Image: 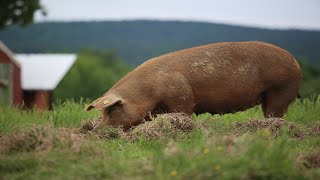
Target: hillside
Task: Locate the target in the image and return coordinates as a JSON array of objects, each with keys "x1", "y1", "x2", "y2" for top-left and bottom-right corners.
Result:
[{"x1": 1, "y1": 20, "x2": 320, "y2": 67}]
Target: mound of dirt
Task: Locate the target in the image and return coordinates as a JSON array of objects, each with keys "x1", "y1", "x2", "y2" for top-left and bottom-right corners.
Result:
[
  {"x1": 2, "y1": 113, "x2": 316, "y2": 153},
  {"x1": 287, "y1": 124, "x2": 305, "y2": 139},
  {"x1": 234, "y1": 118, "x2": 286, "y2": 131},
  {"x1": 310, "y1": 122, "x2": 320, "y2": 136},
  {"x1": 233, "y1": 118, "x2": 287, "y2": 137},
  {"x1": 79, "y1": 115, "x2": 318, "y2": 141},
  {"x1": 80, "y1": 113, "x2": 195, "y2": 141},
  {"x1": 0, "y1": 126, "x2": 84, "y2": 153},
  {"x1": 79, "y1": 117, "x2": 100, "y2": 132},
  {"x1": 128, "y1": 113, "x2": 195, "y2": 141}
]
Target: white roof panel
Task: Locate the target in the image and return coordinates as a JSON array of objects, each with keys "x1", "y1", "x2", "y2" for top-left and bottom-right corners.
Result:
[{"x1": 15, "y1": 54, "x2": 76, "y2": 90}]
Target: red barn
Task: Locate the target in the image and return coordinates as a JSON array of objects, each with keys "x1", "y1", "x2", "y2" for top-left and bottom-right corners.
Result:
[
  {"x1": 0, "y1": 41, "x2": 76, "y2": 111},
  {"x1": 16, "y1": 54, "x2": 76, "y2": 111},
  {"x1": 0, "y1": 42, "x2": 22, "y2": 106}
]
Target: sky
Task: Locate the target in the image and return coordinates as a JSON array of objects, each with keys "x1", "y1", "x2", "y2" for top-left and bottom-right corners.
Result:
[{"x1": 35, "y1": 0, "x2": 320, "y2": 30}]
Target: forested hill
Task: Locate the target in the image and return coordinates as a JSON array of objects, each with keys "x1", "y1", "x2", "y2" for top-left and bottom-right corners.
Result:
[{"x1": 1, "y1": 20, "x2": 320, "y2": 67}]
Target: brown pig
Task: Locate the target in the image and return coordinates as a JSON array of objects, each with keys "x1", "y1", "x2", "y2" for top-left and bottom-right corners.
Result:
[{"x1": 86, "y1": 41, "x2": 302, "y2": 130}]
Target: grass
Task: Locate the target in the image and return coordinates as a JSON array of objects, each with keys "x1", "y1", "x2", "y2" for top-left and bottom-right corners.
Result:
[{"x1": 0, "y1": 96, "x2": 320, "y2": 179}]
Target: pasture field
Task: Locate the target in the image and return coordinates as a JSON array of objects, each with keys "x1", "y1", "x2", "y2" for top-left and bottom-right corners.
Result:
[{"x1": 0, "y1": 97, "x2": 320, "y2": 179}]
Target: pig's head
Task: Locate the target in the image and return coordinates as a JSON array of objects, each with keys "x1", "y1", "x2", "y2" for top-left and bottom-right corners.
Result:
[{"x1": 86, "y1": 94, "x2": 134, "y2": 130}]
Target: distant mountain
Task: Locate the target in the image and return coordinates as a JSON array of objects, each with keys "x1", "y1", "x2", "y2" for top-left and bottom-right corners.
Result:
[{"x1": 1, "y1": 20, "x2": 320, "y2": 67}]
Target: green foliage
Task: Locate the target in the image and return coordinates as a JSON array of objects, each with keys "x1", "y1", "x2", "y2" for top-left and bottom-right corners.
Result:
[
  {"x1": 0, "y1": 0, "x2": 45, "y2": 29},
  {"x1": 298, "y1": 59, "x2": 320, "y2": 97},
  {"x1": 298, "y1": 59, "x2": 320, "y2": 82},
  {"x1": 301, "y1": 78, "x2": 320, "y2": 97},
  {"x1": 53, "y1": 50, "x2": 130, "y2": 102},
  {"x1": 0, "y1": 97, "x2": 320, "y2": 179}
]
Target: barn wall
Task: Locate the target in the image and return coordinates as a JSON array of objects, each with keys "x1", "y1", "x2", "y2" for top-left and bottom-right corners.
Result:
[
  {"x1": 0, "y1": 51, "x2": 22, "y2": 106},
  {"x1": 34, "y1": 90, "x2": 51, "y2": 111},
  {"x1": 23, "y1": 90, "x2": 52, "y2": 111},
  {"x1": 12, "y1": 67, "x2": 22, "y2": 105}
]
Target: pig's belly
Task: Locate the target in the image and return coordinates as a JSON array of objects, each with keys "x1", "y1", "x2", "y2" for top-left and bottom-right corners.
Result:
[{"x1": 193, "y1": 89, "x2": 263, "y2": 115}]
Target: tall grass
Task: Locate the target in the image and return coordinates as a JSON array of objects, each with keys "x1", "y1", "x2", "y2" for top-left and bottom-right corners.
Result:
[{"x1": 0, "y1": 99, "x2": 98, "y2": 133}]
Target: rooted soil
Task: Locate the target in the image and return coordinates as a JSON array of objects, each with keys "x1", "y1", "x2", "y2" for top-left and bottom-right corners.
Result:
[
  {"x1": 1, "y1": 113, "x2": 319, "y2": 154},
  {"x1": 80, "y1": 113, "x2": 195, "y2": 141},
  {"x1": 234, "y1": 118, "x2": 286, "y2": 130},
  {"x1": 128, "y1": 113, "x2": 194, "y2": 141},
  {"x1": 0, "y1": 126, "x2": 84, "y2": 153},
  {"x1": 310, "y1": 122, "x2": 320, "y2": 136},
  {"x1": 233, "y1": 118, "x2": 286, "y2": 137}
]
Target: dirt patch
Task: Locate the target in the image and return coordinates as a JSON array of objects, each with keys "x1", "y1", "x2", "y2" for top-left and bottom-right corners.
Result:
[
  {"x1": 310, "y1": 122, "x2": 320, "y2": 136},
  {"x1": 233, "y1": 119, "x2": 320, "y2": 139},
  {"x1": 287, "y1": 124, "x2": 305, "y2": 139},
  {"x1": 287, "y1": 122, "x2": 320, "y2": 140},
  {"x1": 297, "y1": 151, "x2": 320, "y2": 169},
  {"x1": 2, "y1": 114, "x2": 317, "y2": 153},
  {"x1": 0, "y1": 126, "x2": 84, "y2": 154},
  {"x1": 0, "y1": 113, "x2": 194, "y2": 153},
  {"x1": 128, "y1": 113, "x2": 194, "y2": 141},
  {"x1": 80, "y1": 113, "x2": 195, "y2": 141},
  {"x1": 80, "y1": 118, "x2": 100, "y2": 132},
  {"x1": 233, "y1": 118, "x2": 286, "y2": 137}
]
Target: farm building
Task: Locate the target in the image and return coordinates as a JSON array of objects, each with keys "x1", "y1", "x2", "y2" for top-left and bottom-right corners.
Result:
[
  {"x1": 0, "y1": 42, "x2": 76, "y2": 110},
  {"x1": 0, "y1": 42, "x2": 22, "y2": 106},
  {"x1": 16, "y1": 54, "x2": 77, "y2": 110}
]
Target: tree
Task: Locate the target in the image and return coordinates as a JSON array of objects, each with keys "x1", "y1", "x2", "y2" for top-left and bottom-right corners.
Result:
[
  {"x1": 0, "y1": 0, "x2": 45, "y2": 29},
  {"x1": 53, "y1": 50, "x2": 130, "y2": 102}
]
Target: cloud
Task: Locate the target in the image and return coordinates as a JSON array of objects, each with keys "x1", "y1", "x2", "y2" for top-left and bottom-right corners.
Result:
[{"x1": 35, "y1": 0, "x2": 320, "y2": 30}]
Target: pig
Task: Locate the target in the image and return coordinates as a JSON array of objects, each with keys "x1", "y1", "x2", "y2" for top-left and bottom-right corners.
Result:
[{"x1": 86, "y1": 41, "x2": 302, "y2": 130}]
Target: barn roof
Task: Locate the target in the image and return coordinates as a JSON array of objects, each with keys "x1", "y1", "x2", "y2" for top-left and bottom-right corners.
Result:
[{"x1": 15, "y1": 54, "x2": 76, "y2": 90}]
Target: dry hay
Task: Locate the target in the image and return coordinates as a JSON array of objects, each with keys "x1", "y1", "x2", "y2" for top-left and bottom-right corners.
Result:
[
  {"x1": 287, "y1": 121, "x2": 320, "y2": 140},
  {"x1": 234, "y1": 118, "x2": 286, "y2": 131},
  {"x1": 1, "y1": 113, "x2": 318, "y2": 153},
  {"x1": 0, "y1": 125, "x2": 84, "y2": 154},
  {"x1": 310, "y1": 122, "x2": 320, "y2": 136},
  {"x1": 79, "y1": 118, "x2": 125, "y2": 139},
  {"x1": 128, "y1": 113, "x2": 194, "y2": 141},
  {"x1": 79, "y1": 116, "x2": 318, "y2": 141},
  {"x1": 287, "y1": 124, "x2": 305, "y2": 139},
  {"x1": 0, "y1": 113, "x2": 195, "y2": 153},
  {"x1": 233, "y1": 118, "x2": 286, "y2": 136},
  {"x1": 80, "y1": 113, "x2": 195, "y2": 141}
]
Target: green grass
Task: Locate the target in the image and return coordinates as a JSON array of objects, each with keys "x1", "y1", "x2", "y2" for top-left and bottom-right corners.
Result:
[{"x1": 0, "y1": 97, "x2": 320, "y2": 179}]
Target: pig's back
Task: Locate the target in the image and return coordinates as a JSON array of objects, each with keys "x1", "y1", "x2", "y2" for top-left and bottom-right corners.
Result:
[{"x1": 141, "y1": 41, "x2": 300, "y2": 87}]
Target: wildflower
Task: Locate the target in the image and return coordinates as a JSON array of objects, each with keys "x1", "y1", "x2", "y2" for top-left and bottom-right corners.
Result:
[
  {"x1": 213, "y1": 165, "x2": 221, "y2": 171},
  {"x1": 262, "y1": 128, "x2": 271, "y2": 137},
  {"x1": 216, "y1": 146, "x2": 223, "y2": 151},
  {"x1": 170, "y1": 170, "x2": 177, "y2": 176},
  {"x1": 203, "y1": 148, "x2": 210, "y2": 154}
]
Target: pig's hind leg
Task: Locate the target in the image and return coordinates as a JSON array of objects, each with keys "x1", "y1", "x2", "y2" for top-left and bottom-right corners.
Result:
[{"x1": 262, "y1": 82, "x2": 299, "y2": 118}]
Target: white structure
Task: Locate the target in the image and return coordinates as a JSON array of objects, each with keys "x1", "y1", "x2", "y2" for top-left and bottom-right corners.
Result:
[{"x1": 15, "y1": 54, "x2": 77, "y2": 90}]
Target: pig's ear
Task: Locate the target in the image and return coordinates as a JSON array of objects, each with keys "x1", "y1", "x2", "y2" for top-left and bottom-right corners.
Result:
[
  {"x1": 85, "y1": 98, "x2": 101, "y2": 111},
  {"x1": 86, "y1": 96, "x2": 122, "y2": 111},
  {"x1": 102, "y1": 98, "x2": 122, "y2": 111}
]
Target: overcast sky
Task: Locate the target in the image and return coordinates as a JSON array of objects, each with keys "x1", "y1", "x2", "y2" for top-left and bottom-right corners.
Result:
[{"x1": 35, "y1": 0, "x2": 320, "y2": 30}]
